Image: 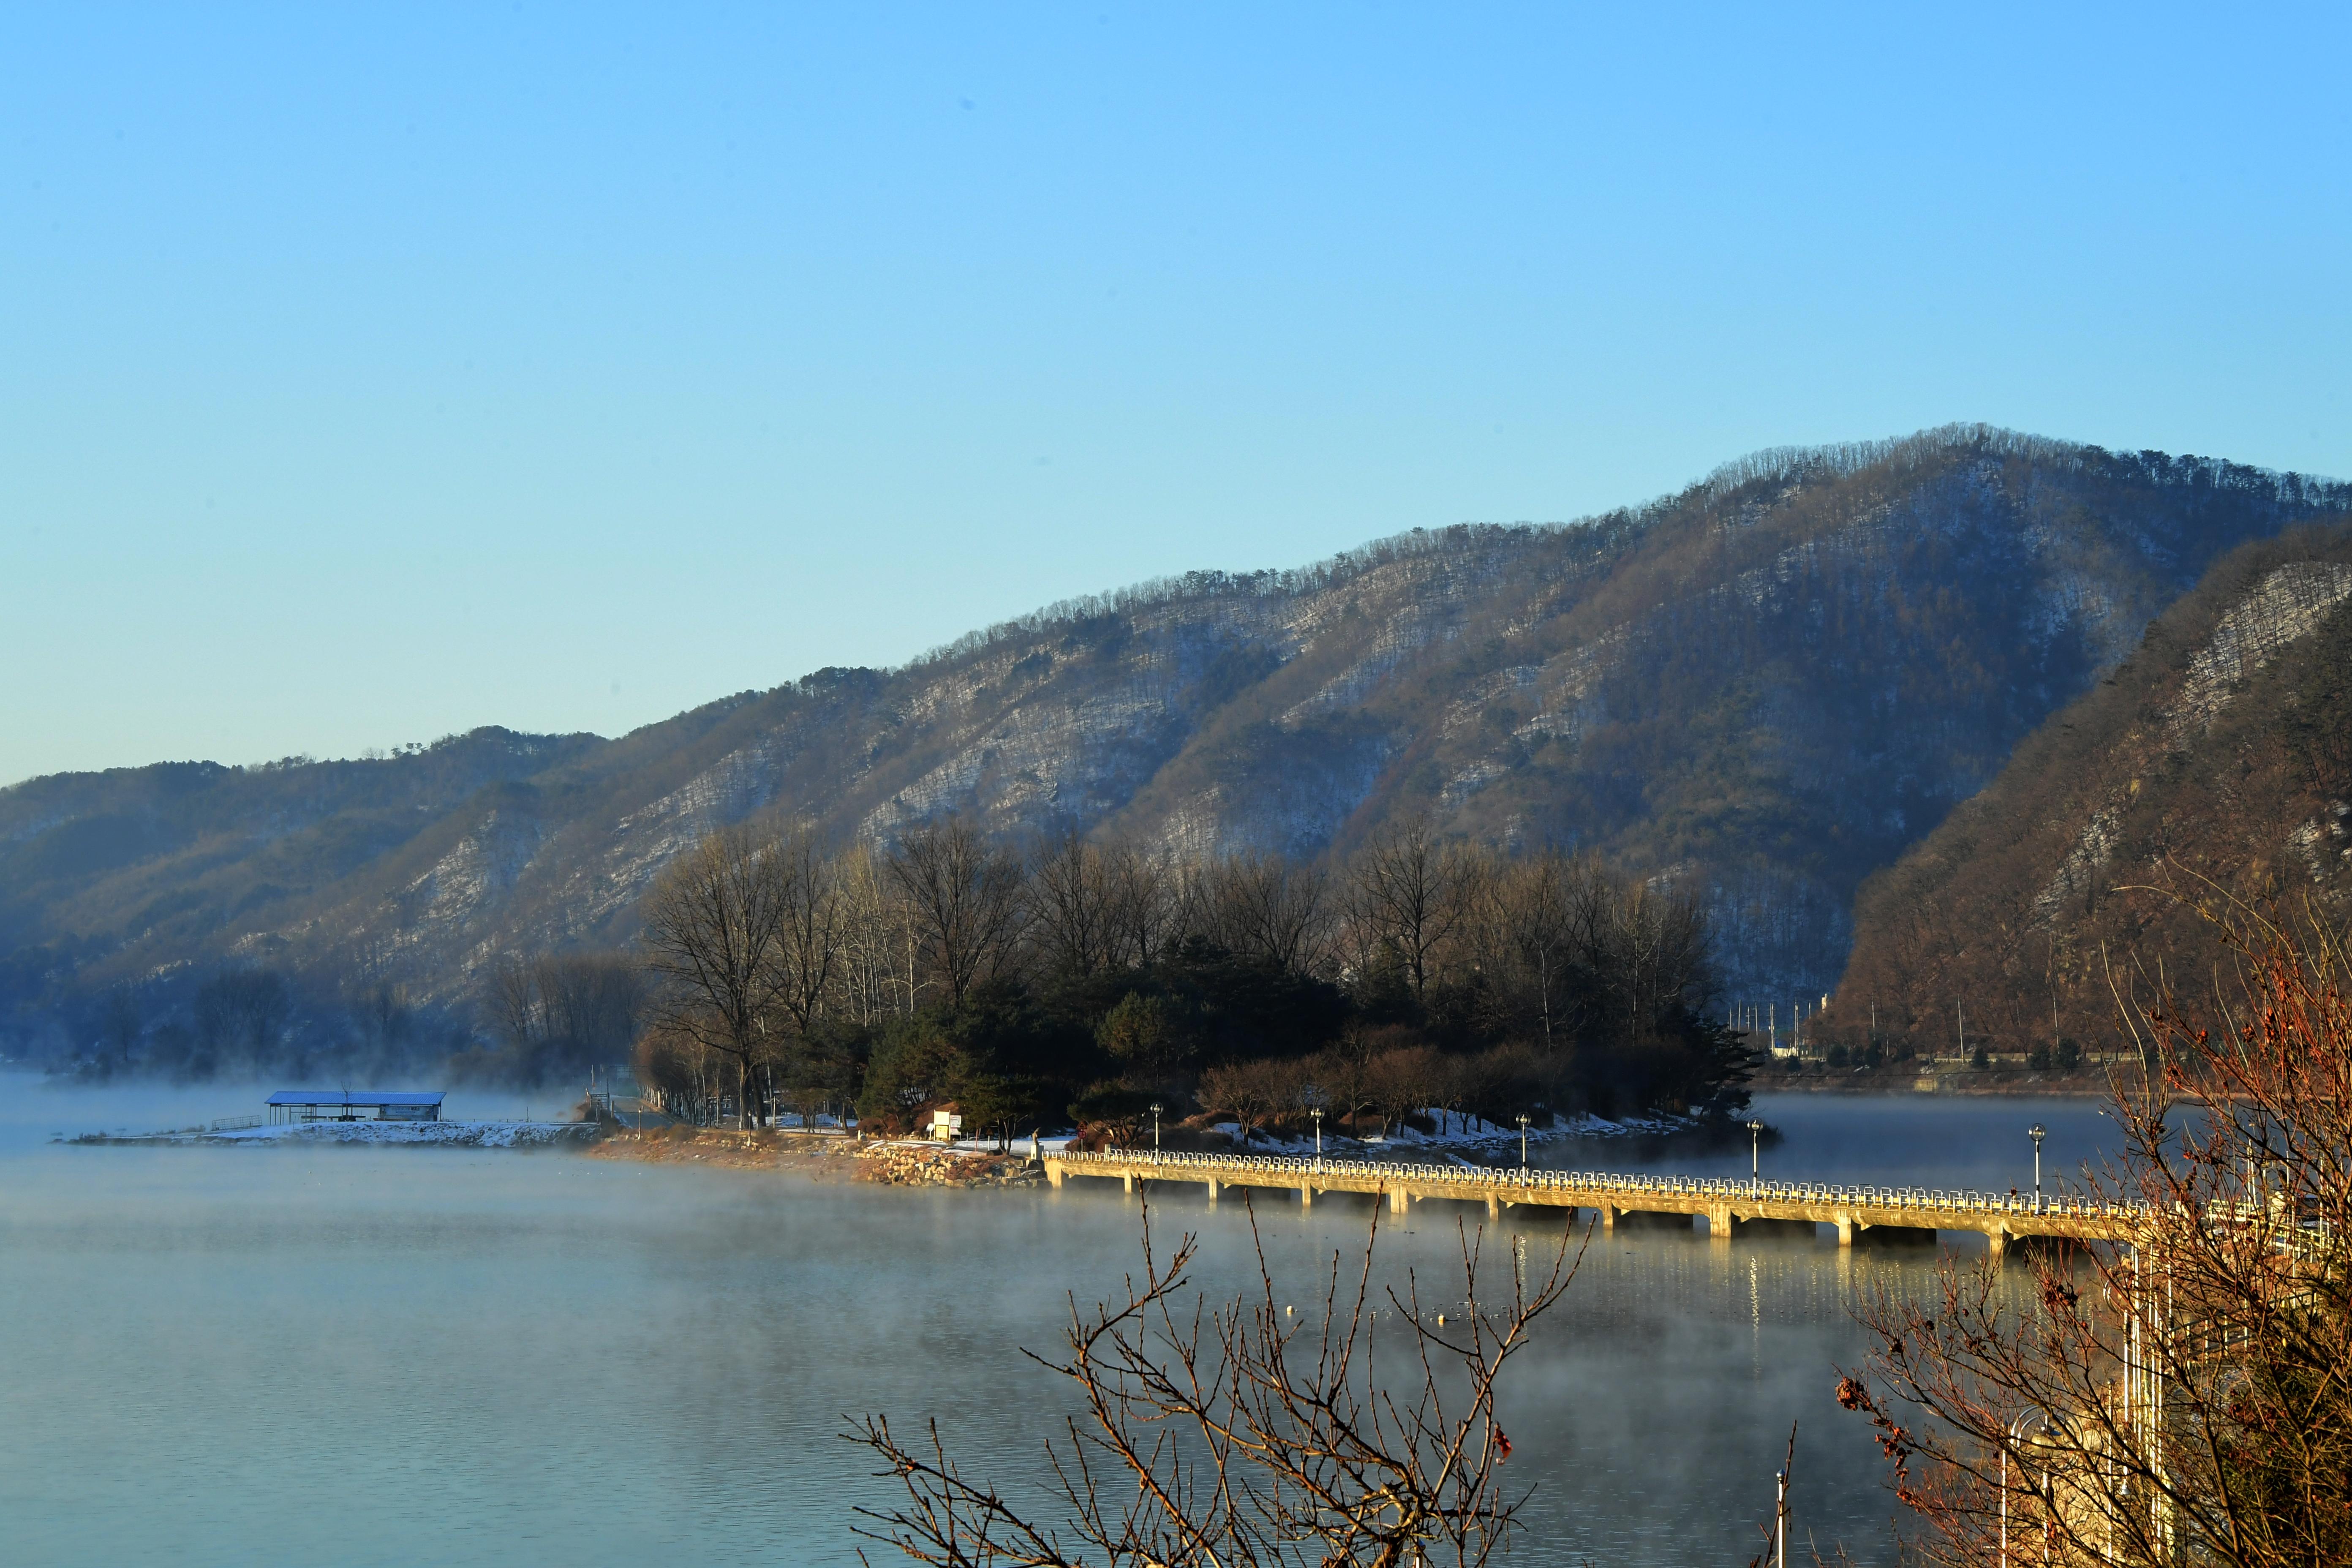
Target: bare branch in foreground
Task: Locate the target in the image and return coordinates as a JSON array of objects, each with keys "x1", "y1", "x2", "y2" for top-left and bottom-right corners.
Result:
[
  {"x1": 848, "y1": 1196, "x2": 1587, "y2": 1566},
  {"x1": 1840, "y1": 894, "x2": 2352, "y2": 1568}
]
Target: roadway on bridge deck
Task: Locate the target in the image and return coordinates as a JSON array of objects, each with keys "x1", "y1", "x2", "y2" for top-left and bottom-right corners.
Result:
[{"x1": 1042, "y1": 1149, "x2": 2136, "y2": 1256}]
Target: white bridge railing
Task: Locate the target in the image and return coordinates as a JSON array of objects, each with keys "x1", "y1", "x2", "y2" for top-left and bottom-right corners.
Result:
[{"x1": 1049, "y1": 1147, "x2": 2140, "y2": 1222}]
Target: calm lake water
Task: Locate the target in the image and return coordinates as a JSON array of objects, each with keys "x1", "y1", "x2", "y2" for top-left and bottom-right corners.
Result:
[{"x1": 0, "y1": 1078, "x2": 2118, "y2": 1566}]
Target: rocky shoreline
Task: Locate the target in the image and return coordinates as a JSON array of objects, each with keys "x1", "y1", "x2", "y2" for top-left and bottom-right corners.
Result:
[
  {"x1": 580, "y1": 1127, "x2": 1045, "y2": 1188},
  {"x1": 579, "y1": 1112, "x2": 1752, "y2": 1190},
  {"x1": 64, "y1": 1108, "x2": 1799, "y2": 1184}
]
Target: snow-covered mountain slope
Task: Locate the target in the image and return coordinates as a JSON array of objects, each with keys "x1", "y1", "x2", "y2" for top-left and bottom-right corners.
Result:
[
  {"x1": 1833, "y1": 521, "x2": 2352, "y2": 1053},
  {"x1": 5, "y1": 424, "x2": 2343, "y2": 1026}
]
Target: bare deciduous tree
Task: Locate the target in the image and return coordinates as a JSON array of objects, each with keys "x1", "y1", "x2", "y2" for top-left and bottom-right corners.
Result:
[
  {"x1": 834, "y1": 844, "x2": 914, "y2": 1024},
  {"x1": 1028, "y1": 830, "x2": 1119, "y2": 980},
  {"x1": 889, "y1": 817, "x2": 1029, "y2": 1008},
  {"x1": 768, "y1": 825, "x2": 844, "y2": 1036},
  {"x1": 1205, "y1": 851, "x2": 1334, "y2": 975},
  {"x1": 1346, "y1": 819, "x2": 1476, "y2": 999},
  {"x1": 192, "y1": 966, "x2": 292, "y2": 1075},
  {"x1": 1308, "y1": 1032, "x2": 1383, "y2": 1136},
  {"x1": 492, "y1": 955, "x2": 543, "y2": 1053},
  {"x1": 633, "y1": 1016, "x2": 725, "y2": 1124},
  {"x1": 850, "y1": 1204, "x2": 1582, "y2": 1568},
  {"x1": 641, "y1": 825, "x2": 803, "y2": 1128},
  {"x1": 1029, "y1": 836, "x2": 1187, "y2": 975},
  {"x1": 492, "y1": 952, "x2": 643, "y2": 1079},
  {"x1": 1195, "y1": 1056, "x2": 1304, "y2": 1146},
  {"x1": 1606, "y1": 882, "x2": 1709, "y2": 1043},
  {"x1": 1840, "y1": 899, "x2": 2352, "y2": 1568},
  {"x1": 1367, "y1": 1042, "x2": 1446, "y2": 1134},
  {"x1": 1484, "y1": 852, "x2": 1581, "y2": 1046},
  {"x1": 1102, "y1": 841, "x2": 1179, "y2": 969}
]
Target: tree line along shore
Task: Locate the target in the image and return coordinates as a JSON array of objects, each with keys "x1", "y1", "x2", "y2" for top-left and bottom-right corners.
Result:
[{"x1": 607, "y1": 817, "x2": 1753, "y2": 1149}]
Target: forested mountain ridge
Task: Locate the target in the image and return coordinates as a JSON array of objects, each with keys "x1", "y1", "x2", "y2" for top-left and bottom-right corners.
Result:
[
  {"x1": 1828, "y1": 522, "x2": 2352, "y2": 1056},
  {"x1": 3, "y1": 424, "x2": 2344, "y2": 1063}
]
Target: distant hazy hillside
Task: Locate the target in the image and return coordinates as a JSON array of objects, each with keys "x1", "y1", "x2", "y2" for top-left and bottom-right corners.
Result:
[
  {"x1": 1831, "y1": 522, "x2": 2352, "y2": 1054},
  {"x1": 4, "y1": 423, "x2": 2344, "y2": 1052}
]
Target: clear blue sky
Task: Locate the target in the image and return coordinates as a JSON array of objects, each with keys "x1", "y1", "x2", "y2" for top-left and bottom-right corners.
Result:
[{"x1": 5, "y1": 4, "x2": 2347, "y2": 786}]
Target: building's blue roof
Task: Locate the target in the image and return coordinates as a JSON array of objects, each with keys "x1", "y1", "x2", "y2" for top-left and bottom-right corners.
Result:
[{"x1": 266, "y1": 1090, "x2": 447, "y2": 1108}]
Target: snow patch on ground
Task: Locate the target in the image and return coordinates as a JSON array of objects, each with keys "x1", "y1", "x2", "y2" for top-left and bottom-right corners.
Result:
[{"x1": 905, "y1": 1109, "x2": 1701, "y2": 1161}]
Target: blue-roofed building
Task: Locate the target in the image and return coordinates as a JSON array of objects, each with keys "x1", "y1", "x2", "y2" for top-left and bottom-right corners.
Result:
[{"x1": 265, "y1": 1089, "x2": 446, "y2": 1124}]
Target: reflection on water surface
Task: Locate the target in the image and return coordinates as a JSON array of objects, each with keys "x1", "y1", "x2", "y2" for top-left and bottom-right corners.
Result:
[{"x1": 0, "y1": 1079, "x2": 2115, "y2": 1567}]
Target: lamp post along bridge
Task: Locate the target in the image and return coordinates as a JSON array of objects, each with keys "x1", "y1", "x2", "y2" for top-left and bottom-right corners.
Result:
[{"x1": 1041, "y1": 1147, "x2": 2144, "y2": 1252}]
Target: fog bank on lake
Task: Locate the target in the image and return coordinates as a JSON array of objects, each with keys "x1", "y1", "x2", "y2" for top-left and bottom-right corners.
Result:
[{"x1": 0, "y1": 1078, "x2": 2116, "y2": 1566}]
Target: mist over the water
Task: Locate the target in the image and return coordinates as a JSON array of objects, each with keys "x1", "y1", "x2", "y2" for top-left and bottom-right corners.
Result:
[{"x1": 0, "y1": 1077, "x2": 2116, "y2": 1566}]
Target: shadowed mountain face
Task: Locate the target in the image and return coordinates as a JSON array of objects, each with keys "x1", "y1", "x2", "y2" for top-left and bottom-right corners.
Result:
[
  {"x1": 4, "y1": 425, "x2": 2345, "y2": 1043},
  {"x1": 1830, "y1": 522, "x2": 2352, "y2": 1056}
]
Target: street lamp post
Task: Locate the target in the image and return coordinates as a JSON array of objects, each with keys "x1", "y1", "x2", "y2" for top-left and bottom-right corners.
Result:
[
  {"x1": 1747, "y1": 1118, "x2": 1765, "y2": 1196},
  {"x1": 1773, "y1": 1461, "x2": 1788, "y2": 1568},
  {"x1": 2001, "y1": 1406, "x2": 2050, "y2": 1566},
  {"x1": 1517, "y1": 1113, "x2": 1530, "y2": 1168},
  {"x1": 1311, "y1": 1106, "x2": 1324, "y2": 1160},
  {"x1": 2028, "y1": 1123, "x2": 2047, "y2": 1212},
  {"x1": 1151, "y1": 1102, "x2": 1163, "y2": 1155}
]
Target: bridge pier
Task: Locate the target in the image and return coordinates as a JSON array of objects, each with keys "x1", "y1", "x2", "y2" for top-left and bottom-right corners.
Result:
[{"x1": 1035, "y1": 1154, "x2": 2128, "y2": 1257}]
